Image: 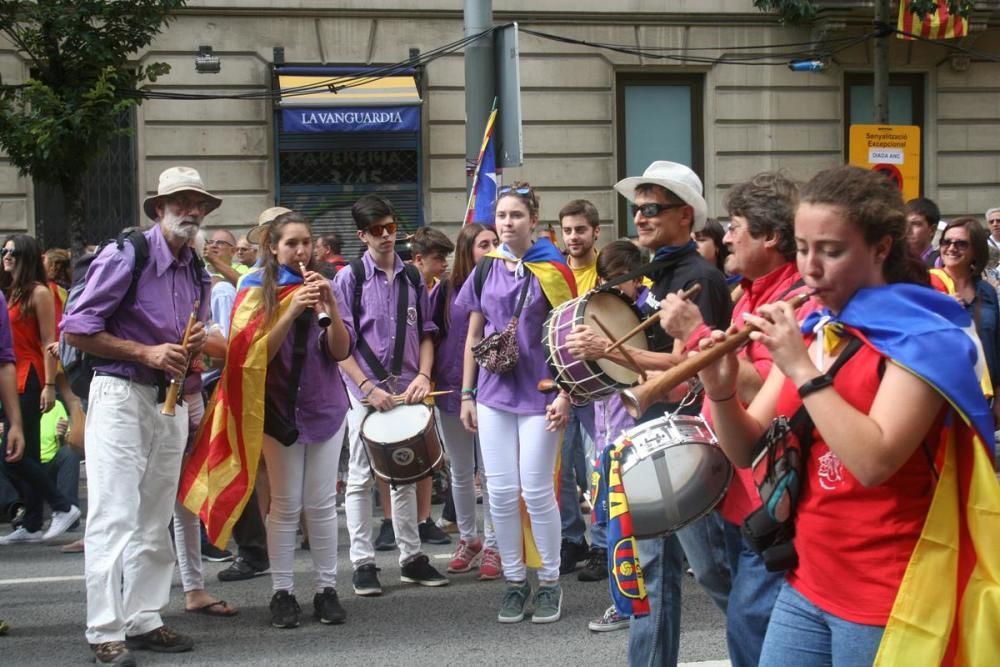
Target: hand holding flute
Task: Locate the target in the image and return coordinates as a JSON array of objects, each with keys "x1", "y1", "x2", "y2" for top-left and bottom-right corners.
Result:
[
  {"x1": 299, "y1": 262, "x2": 331, "y2": 327},
  {"x1": 161, "y1": 301, "x2": 202, "y2": 416}
]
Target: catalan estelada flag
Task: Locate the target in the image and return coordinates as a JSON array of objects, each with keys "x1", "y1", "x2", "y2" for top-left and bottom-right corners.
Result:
[
  {"x1": 179, "y1": 265, "x2": 304, "y2": 548},
  {"x1": 897, "y1": 0, "x2": 968, "y2": 40},
  {"x1": 593, "y1": 438, "x2": 650, "y2": 617},
  {"x1": 465, "y1": 104, "x2": 498, "y2": 225},
  {"x1": 487, "y1": 236, "x2": 577, "y2": 308},
  {"x1": 802, "y1": 284, "x2": 999, "y2": 666}
]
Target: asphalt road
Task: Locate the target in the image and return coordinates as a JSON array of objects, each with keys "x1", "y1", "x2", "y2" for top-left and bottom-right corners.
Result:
[{"x1": 0, "y1": 510, "x2": 730, "y2": 666}]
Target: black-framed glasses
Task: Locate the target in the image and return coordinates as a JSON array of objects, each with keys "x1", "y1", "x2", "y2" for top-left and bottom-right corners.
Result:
[
  {"x1": 631, "y1": 202, "x2": 686, "y2": 218},
  {"x1": 366, "y1": 222, "x2": 398, "y2": 237},
  {"x1": 940, "y1": 238, "x2": 970, "y2": 251},
  {"x1": 0, "y1": 248, "x2": 20, "y2": 258},
  {"x1": 498, "y1": 185, "x2": 532, "y2": 196}
]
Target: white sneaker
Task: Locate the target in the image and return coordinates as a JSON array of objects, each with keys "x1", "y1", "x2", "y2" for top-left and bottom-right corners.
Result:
[
  {"x1": 43, "y1": 505, "x2": 81, "y2": 540},
  {"x1": 0, "y1": 526, "x2": 44, "y2": 544}
]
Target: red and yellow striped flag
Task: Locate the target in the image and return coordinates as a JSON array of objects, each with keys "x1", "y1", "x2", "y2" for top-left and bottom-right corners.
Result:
[
  {"x1": 897, "y1": 0, "x2": 968, "y2": 40},
  {"x1": 179, "y1": 270, "x2": 301, "y2": 548}
]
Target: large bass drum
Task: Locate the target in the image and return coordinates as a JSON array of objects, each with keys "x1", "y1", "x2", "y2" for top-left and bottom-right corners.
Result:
[
  {"x1": 543, "y1": 288, "x2": 647, "y2": 403},
  {"x1": 617, "y1": 415, "x2": 732, "y2": 538}
]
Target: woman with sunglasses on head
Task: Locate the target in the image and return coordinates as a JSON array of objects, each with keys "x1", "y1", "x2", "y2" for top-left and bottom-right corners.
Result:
[
  {"x1": 430, "y1": 223, "x2": 503, "y2": 579},
  {"x1": 0, "y1": 234, "x2": 80, "y2": 544},
  {"x1": 695, "y1": 166, "x2": 998, "y2": 665},
  {"x1": 189, "y1": 212, "x2": 354, "y2": 628},
  {"x1": 929, "y1": 218, "x2": 1000, "y2": 406},
  {"x1": 457, "y1": 182, "x2": 577, "y2": 624}
]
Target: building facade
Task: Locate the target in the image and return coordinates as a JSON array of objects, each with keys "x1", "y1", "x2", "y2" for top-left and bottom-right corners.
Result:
[{"x1": 2, "y1": 0, "x2": 999, "y2": 249}]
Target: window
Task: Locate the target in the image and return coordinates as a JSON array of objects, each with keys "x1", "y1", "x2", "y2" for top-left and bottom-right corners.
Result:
[
  {"x1": 616, "y1": 73, "x2": 704, "y2": 236},
  {"x1": 33, "y1": 109, "x2": 138, "y2": 248}
]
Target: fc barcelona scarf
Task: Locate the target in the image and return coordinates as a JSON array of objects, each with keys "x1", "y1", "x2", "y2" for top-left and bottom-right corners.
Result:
[{"x1": 593, "y1": 438, "x2": 650, "y2": 618}]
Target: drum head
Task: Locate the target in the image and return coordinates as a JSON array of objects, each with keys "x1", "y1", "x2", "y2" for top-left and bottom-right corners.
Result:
[
  {"x1": 362, "y1": 403, "x2": 431, "y2": 442},
  {"x1": 584, "y1": 290, "x2": 648, "y2": 384}
]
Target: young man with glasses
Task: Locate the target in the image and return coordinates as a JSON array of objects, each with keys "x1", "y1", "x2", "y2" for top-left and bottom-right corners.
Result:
[{"x1": 334, "y1": 195, "x2": 448, "y2": 596}]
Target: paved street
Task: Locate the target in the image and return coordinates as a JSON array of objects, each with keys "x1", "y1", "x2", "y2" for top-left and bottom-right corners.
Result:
[{"x1": 1, "y1": 509, "x2": 730, "y2": 666}]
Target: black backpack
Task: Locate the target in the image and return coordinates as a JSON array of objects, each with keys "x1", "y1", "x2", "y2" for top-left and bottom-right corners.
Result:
[{"x1": 60, "y1": 229, "x2": 204, "y2": 400}]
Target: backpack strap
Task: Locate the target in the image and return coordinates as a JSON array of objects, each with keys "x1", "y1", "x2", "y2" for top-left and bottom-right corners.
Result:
[
  {"x1": 349, "y1": 258, "x2": 419, "y2": 386},
  {"x1": 350, "y1": 258, "x2": 389, "y2": 383},
  {"x1": 474, "y1": 255, "x2": 495, "y2": 302},
  {"x1": 787, "y1": 335, "x2": 865, "y2": 452},
  {"x1": 432, "y1": 278, "x2": 450, "y2": 337},
  {"x1": 403, "y1": 263, "x2": 423, "y2": 336}
]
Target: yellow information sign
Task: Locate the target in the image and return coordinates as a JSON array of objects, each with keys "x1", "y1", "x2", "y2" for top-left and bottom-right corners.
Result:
[{"x1": 848, "y1": 124, "x2": 921, "y2": 202}]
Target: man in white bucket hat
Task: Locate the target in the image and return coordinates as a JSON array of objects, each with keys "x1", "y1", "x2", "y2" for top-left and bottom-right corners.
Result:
[
  {"x1": 565, "y1": 161, "x2": 732, "y2": 664},
  {"x1": 63, "y1": 166, "x2": 217, "y2": 664}
]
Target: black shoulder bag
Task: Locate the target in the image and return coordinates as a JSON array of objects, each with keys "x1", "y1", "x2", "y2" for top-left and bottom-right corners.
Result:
[
  {"x1": 741, "y1": 335, "x2": 863, "y2": 572},
  {"x1": 263, "y1": 312, "x2": 311, "y2": 446}
]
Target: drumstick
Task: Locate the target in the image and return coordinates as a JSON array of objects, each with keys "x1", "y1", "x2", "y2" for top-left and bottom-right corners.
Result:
[
  {"x1": 299, "y1": 261, "x2": 331, "y2": 328},
  {"x1": 604, "y1": 283, "x2": 702, "y2": 354},
  {"x1": 591, "y1": 314, "x2": 647, "y2": 383},
  {"x1": 537, "y1": 378, "x2": 559, "y2": 394}
]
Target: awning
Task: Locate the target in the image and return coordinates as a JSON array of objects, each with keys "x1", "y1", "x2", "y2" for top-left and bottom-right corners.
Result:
[{"x1": 276, "y1": 68, "x2": 421, "y2": 108}]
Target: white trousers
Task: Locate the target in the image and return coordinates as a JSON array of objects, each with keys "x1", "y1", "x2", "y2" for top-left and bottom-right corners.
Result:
[
  {"x1": 84, "y1": 376, "x2": 188, "y2": 644},
  {"x1": 476, "y1": 404, "x2": 561, "y2": 582},
  {"x1": 173, "y1": 392, "x2": 205, "y2": 593},
  {"x1": 262, "y1": 423, "x2": 346, "y2": 593},
  {"x1": 438, "y1": 411, "x2": 495, "y2": 548},
  {"x1": 344, "y1": 393, "x2": 422, "y2": 567}
]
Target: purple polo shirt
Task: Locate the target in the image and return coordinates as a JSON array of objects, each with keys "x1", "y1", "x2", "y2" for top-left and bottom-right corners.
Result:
[
  {"x1": 595, "y1": 394, "x2": 634, "y2": 456},
  {"x1": 0, "y1": 292, "x2": 15, "y2": 365},
  {"x1": 334, "y1": 252, "x2": 437, "y2": 399},
  {"x1": 61, "y1": 224, "x2": 212, "y2": 386},
  {"x1": 431, "y1": 280, "x2": 471, "y2": 415},
  {"x1": 454, "y1": 261, "x2": 556, "y2": 415},
  {"x1": 265, "y1": 287, "x2": 354, "y2": 443}
]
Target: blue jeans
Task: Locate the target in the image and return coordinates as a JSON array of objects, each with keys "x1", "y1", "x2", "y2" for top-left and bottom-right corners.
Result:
[
  {"x1": 44, "y1": 445, "x2": 82, "y2": 509},
  {"x1": 760, "y1": 582, "x2": 885, "y2": 667},
  {"x1": 628, "y1": 533, "x2": 684, "y2": 667},
  {"x1": 723, "y1": 520, "x2": 784, "y2": 667},
  {"x1": 675, "y1": 511, "x2": 732, "y2": 613},
  {"x1": 559, "y1": 404, "x2": 594, "y2": 546}
]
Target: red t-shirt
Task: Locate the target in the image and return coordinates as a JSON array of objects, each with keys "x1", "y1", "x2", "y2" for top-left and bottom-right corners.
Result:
[{"x1": 778, "y1": 341, "x2": 941, "y2": 625}]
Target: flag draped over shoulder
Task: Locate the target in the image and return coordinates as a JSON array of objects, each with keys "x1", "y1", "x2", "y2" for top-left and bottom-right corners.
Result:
[
  {"x1": 465, "y1": 106, "x2": 498, "y2": 225},
  {"x1": 804, "y1": 284, "x2": 999, "y2": 666},
  {"x1": 593, "y1": 438, "x2": 649, "y2": 618},
  {"x1": 897, "y1": 0, "x2": 968, "y2": 40},
  {"x1": 928, "y1": 269, "x2": 994, "y2": 398},
  {"x1": 487, "y1": 236, "x2": 577, "y2": 308},
  {"x1": 179, "y1": 265, "x2": 303, "y2": 548}
]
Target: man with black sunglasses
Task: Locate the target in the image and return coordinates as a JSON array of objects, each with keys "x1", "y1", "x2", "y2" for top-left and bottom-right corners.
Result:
[{"x1": 566, "y1": 160, "x2": 731, "y2": 667}]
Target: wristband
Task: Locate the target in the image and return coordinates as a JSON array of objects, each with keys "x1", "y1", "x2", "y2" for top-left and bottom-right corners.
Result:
[
  {"x1": 359, "y1": 378, "x2": 372, "y2": 390},
  {"x1": 797, "y1": 374, "x2": 834, "y2": 399},
  {"x1": 461, "y1": 387, "x2": 477, "y2": 396},
  {"x1": 417, "y1": 371, "x2": 430, "y2": 381},
  {"x1": 45, "y1": 382, "x2": 56, "y2": 387},
  {"x1": 707, "y1": 389, "x2": 737, "y2": 403},
  {"x1": 363, "y1": 384, "x2": 376, "y2": 398},
  {"x1": 461, "y1": 394, "x2": 475, "y2": 402}
]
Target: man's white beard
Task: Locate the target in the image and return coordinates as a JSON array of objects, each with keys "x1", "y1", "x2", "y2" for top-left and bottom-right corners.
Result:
[{"x1": 162, "y1": 210, "x2": 199, "y2": 241}]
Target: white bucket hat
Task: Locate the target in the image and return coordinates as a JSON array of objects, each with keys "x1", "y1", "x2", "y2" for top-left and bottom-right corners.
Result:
[
  {"x1": 143, "y1": 166, "x2": 222, "y2": 221},
  {"x1": 614, "y1": 161, "x2": 708, "y2": 232},
  {"x1": 247, "y1": 206, "x2": 293, "y2": 244}
]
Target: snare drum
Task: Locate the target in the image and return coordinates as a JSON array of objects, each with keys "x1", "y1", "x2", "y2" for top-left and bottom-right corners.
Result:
[
  {"x1": 617, "y1": 415, "x2": 732, "y2": 538},
  {"x1": 360, "y1": 404, "x2": 444, "y2": 485},
  {"x1": 543, "y1": 289, "x2": 647, "y2": 403}
]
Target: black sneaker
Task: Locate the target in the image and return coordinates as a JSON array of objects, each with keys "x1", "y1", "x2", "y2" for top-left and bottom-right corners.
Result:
[
  {"x1": 352, "y1": 563, "x2": 383, "y2": 597},
  {"x1": 577, "y1": 546, "x2": 608, "y2": 582},
  {"x1": 269, "y1": 590, "x2": 301, "y2": 629},
  {"x1": 374, "y1": 519, "x2": 397, "y2": 551},
  {"x1": 201, "y1": 542, "x2": 235, "y2": 562},
  {"x1": 218, "y1": 556, "x2": 269, "y2": 582},
  {"x1": 559, "y1": 538, "x2": 589, "y2": 575},
  {"x1": 418, "y1": 518, "x2": 451, "y2": 545},
  {"x1": 313, "y1": 587, "x2": 346, "y2": 625},
  {"x1": 400, "y1": 554, "x2": 449, "y2": 587}
]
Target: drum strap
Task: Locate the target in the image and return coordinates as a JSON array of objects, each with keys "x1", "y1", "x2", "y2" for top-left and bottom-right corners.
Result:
[{"x1": 350, "y1": 260, "x2": 422, "y2": 386}]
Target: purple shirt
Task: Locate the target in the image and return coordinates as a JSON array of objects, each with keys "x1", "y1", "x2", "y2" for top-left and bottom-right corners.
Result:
[
  {"x1": 265, "y1": 286, "x2": 354, "y2": 443},
  {"x1": 0, "y1": 292, "x2": 14, "y2": 365},
  {"x1": 61, "y1": 224, "x2": 211, "y2": 387},
  {"x1": 334, "y1": 252, "x2": 436, "y2": 399},
  {"x1": 454, "y1": 260, "x2": 556, "y2": 415},
  {"x1": 431, "y1": 280, "x2": 471, "y2": 415},
  {"x1": 594, "y1": 394, "x2": 634, "y2": 457}
]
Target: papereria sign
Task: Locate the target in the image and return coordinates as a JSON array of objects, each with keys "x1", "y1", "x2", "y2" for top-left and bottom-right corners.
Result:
[{"x1": 283, "y1": 106, "x2": 420, "y2": 133}]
